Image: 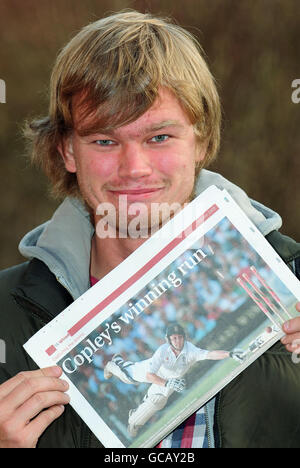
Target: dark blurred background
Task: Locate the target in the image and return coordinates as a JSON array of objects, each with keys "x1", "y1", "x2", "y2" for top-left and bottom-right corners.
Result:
[{"x1": 0, "y1": 0, "x2": 299, "y2": 270}]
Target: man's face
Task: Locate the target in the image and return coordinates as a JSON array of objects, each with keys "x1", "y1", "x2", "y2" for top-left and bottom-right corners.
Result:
[
  {"x1": 169, "y1": 334, "x2": 185, "y2": 352},
  {"x1": 62, "y1": 88, "x2": 206, "y2": 235}
]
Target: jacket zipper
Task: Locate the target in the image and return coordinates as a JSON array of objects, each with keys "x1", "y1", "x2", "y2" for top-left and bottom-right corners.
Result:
[
  {"x1": 204, "y1": 405, "x2": 213, "y2": 448},
  {"x1": 214, "y1": 393, "x2": 222, "y2": 448}
]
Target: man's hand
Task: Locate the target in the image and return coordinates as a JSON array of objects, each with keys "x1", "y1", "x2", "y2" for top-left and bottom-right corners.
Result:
[
  {"x1": 165, "y1": 378, "x2": 186, "y2": 393},
  {"x1": 0, "y1": 366, "x2": 70, "y2": 448},
  {"x1": 281, "y1": 302, "x2": 300, "y2": 354}
]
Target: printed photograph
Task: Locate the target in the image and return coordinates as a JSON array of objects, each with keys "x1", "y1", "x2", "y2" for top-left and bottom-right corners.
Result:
[{"x1": 58, "y1": 217, "x2": 298, "y2": 447}]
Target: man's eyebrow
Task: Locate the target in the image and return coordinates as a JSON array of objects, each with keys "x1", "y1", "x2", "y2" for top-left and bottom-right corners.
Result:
[
  {"x1": 89, "y1": 120, "x2": 185, "y2": 136},
  {"x1": 78, "y1": 120, "x2": 185, "y2": 138},
  {"x1": 142, "y1": 120, "x2": 185, "y2": 133}
]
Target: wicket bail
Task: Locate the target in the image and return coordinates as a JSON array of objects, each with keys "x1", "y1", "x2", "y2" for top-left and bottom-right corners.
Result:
[{"x1": 0, "y1": 79, "x2": 6, "y2": 103}]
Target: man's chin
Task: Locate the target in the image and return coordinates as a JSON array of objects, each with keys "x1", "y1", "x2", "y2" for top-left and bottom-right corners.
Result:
[
  {"x1": 114, "y1": 208, "x2": 178, "y2": 239},
  {"x1": 93, "y1": 192, "x2": 196, "y2": 240},
  {"x1": 115, "y1": 217, "x2": 161, "y2": 239}
]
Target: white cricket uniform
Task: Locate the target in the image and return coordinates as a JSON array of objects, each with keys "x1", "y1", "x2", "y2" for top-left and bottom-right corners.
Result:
[
  {"x1": 129, "y1": 341, "x2": 209, "y2": 396},
  {"x1": 127, "y1": 341, "x2": 210, "y2": 428}
]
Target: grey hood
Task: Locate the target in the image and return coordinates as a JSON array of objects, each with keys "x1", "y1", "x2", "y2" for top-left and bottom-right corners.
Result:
[{"x1": 19, "y1": 170, "x2": 282, "y2": 300}]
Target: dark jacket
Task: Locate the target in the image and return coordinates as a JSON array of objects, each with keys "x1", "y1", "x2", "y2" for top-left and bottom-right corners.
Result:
[{"x1": 0, "y1": 230, "x2": 300, "y2": 448}]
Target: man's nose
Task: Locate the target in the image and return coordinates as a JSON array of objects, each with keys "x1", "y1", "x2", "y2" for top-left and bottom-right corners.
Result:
[{"x1": 118, "y1": 143, "x2": 153, "y2": 179}]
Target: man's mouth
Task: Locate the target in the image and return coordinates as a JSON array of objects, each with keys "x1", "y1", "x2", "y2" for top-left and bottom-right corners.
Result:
[{"x1": 107, "y1": 187, "x2": 165, "y2": 199}]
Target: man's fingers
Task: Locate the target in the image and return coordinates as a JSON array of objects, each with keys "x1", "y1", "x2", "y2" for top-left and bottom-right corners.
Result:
[
  {"x1": 281, "y1": 332, "x2": 300, "y2": 345},
  {"x1": 0, "y1": 367, "x2": 68, "y2": 448},
  {"x1": 286, "y1": 344, "x2": 300, "y2": 354},
  {"x1": 281, "y1": 329, "x2": 300, "y2": 354},
  {"x1": 0, "y1": 391, "x2": 69, "y2": 438},
  {"x1": 0, "y1": 367, "x2": 62, "y2": 400},
  {"x1": 280, "y1": 304, "x2": 300, "y2": 353},
  {"x1": 283, "y1": 315, "x2": 300, "y2": 335},
  {"x1": 2, "y1": 375, "x2": 69, "y2": 413},
  {"x1": 0, "y1": 375, "x2": 68, "y2": 427},
  {"x1": 15, "y1": 390, "x2": 70, "y2": 424},
  {"x1": 26, "y1": 405, "x2": 66, "y2": 445},
  {"x1": 12, "y1": 405, "x2": 66, "y2": 448},
  {"x1": 40, "y1": 367, "x2": 62, "y2": 377}
]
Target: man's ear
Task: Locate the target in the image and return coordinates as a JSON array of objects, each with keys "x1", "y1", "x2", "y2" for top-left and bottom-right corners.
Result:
[{"x1": 57, "y1": 137, "x2": 77, "y2": 173}]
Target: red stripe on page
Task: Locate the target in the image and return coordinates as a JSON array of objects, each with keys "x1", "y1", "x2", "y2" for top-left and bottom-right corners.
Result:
[
  {"x1": 46, "y1": 345, "x2": 56, "y2": 356},
  {"x1": 42, "y1": 204, "x2": 218, "y2": 351},
  {"x1": 180, "y1": 413, "x2": 197, "y2": 448},
  {"x1": 67, "y1": 204, "x2": 218, "y2": 337}
]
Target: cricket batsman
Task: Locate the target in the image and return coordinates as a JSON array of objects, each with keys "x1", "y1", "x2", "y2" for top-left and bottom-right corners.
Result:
[{"x1": 104, "y1": 323, "x2": 244, "y2": 437}]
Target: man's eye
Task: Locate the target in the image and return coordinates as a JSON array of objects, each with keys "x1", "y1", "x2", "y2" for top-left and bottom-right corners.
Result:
[
  {"x1": 94, "y1": 139, "x2": 114, "y2": 146},
  {"x1": 150, "y1": 134, "x2": 169, "y2": 143}
]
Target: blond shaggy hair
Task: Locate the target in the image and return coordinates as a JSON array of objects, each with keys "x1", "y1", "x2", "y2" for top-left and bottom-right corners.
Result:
[{"x1": 25, "y1": 10, "x2": 221, "y2": 198}]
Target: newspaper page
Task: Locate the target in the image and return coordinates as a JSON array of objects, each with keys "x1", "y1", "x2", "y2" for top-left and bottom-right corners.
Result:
[{"x1": 24, "y1": 185, "x2": 300, "y2": 448}]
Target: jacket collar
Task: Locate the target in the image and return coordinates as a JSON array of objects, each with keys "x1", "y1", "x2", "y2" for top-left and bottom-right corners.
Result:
[{"x1": 19, "y1": 197, "x2": 94, "y2": 301}]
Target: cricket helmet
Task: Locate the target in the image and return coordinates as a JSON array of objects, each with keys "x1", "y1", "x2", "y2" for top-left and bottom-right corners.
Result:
[{"x1": 165, "y1": 323, "x2": 186, "y2": 341}]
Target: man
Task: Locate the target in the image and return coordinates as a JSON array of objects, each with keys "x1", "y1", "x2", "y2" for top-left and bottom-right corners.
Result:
[
  {"x1": 0, "y1": 10, "x2": 299, "y2": 448},
  {"x1": 104, "y1": 323, "x2": 243, "y2": 437}
]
